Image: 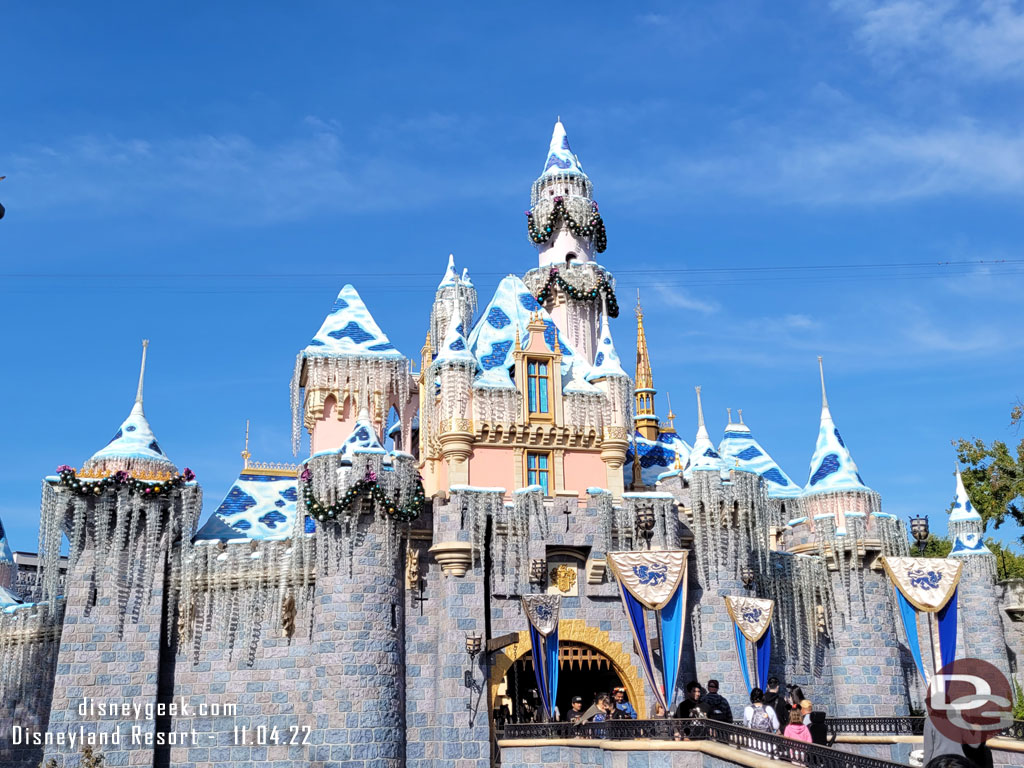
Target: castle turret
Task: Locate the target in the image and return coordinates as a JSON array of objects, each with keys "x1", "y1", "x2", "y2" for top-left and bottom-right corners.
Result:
[
  {"x1": 429, "y1": 253, "x2": 477, "y2": 359},
  {"x1": 634, "y1": 297, "x2": 660, "y2": 442},
  {"x1": 947, "y1": 465, "x2": 1012, "y2": 684},
  {"x1": 433, "y1": 300, "x2": 477, "y2": 486},
  {"x1": 791, "y1": 357, "x2": 910, "y2": 717},
  {"x1": 42, "y1": 341, "x2": 202, "y2": 764},
  {"x1": 586, "y1": 302, "x2": 632, "y2": 498},
  {"x1": 522, "y1": 120, "x2": 615, "y2": 363}
]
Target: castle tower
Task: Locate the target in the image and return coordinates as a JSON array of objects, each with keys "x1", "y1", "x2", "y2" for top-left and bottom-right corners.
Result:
[
  {"x1": 0, "y1": 515, "x2": 13, "y2": 590},
  {"x1": 792, "y1": 358, "x2": 909, "y2": 716},
  {"x1": 433, "y1": 303, "x2": 477, "y2": 486},
  {"x1": 948, "y1": 465, "x2": 1012, "y2": 683},
  {"x1": 429, "y1": 254, "x2": 477, "y2": 358},
  {"x1": 294, "y1": 297, "x2": 416, "y2": 767},
  {"x1": 586, "y1": 301, "x2": 632, "y2": 498},
  {"x1": 634, "y1": 297, "x2": 659, "y2": 441},
  {"x1": 43, "y1": 341, "x2": 202, "y2": 764},
  {"x1": 522, "y1": 120, "x2": 614, "y2": 363}
]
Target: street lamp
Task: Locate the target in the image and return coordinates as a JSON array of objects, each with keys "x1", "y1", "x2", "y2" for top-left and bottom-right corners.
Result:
[
  {"x1": 740, "y1": 565, "x2": 755, "y2": 591},
  {"x1": 465, "y1": 632, "x2": 482, "y2": 660},
  {"x1": 529, "y1": 559, "x2": 547, "y2": 585},
  {"x1": 635, "y1": 508, "x2": 656, "y2": 549},
  {"x1": 910, "y1": 515, "x2": 930, "y2": 554}
]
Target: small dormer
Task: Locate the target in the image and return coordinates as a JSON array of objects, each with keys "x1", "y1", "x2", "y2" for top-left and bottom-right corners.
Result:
[{"x1": 513, "y1": 313, "x2": 564, "y2": 427}]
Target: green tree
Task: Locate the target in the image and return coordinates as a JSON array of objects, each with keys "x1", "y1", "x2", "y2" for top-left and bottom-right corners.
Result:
[
  {"x1": 985, "y1": 538, "x2": 1024, "y2": 580},
  {"x1": 953, "y1": 401, "x2": 1024, "y2": 541},
  {"x1": 921, "y1": 535, "x2": 952, "y2": 558}
]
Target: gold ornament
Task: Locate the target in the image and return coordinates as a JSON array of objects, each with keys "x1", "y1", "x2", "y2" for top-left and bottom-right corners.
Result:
[{"x1": 551, "y1": 564, "x2": 577, "y2": 593}]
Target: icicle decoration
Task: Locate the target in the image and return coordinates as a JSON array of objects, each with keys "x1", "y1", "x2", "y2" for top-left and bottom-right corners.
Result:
[
  {"x1": 292, "y1": 354, "x2": 411, "y2": 456},
  {"x1": 0, "y1": 599, "x2": 65, "y2": 700},
  {"x1": 763, "y1": 551, "x2": 834, "y2": 673},
  {"x1": 450, "y1": 487, "x2": 504, "y2": 567}
]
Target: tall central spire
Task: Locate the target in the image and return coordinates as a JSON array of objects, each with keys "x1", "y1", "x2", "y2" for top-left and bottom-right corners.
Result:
[
  {"x1": 136, "y1": 339, "x2": 149, "y2": 405},
  {"x1": 634, "y1": 293, "x2": 659, "y2": 440}
]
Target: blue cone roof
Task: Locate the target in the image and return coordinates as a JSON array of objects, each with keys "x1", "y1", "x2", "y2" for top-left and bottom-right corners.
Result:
[
  {"x1": 302, "y1": 284, "x2": 403, "y2": 360},
  {"x1": 950, "y1": 466, "x2": 983, "y2": 523},
  {"x1": 195, "y1": 468, "x2": 311, "y2": 542},
  {"x1": 804, "y1": 403, "x2": 872, "y2": 496},
  {"x1": 586, "y1": 311, "x2": 628, "y2": 381},
  {"x1": 87, "y1": 401, "x2": 177, "y2": 472},
  {"x1": 541, "y1": 120, "x2": 586, "y2": 178},
  {"x1": 719, "y1": 419, "x2": 802, "y2": 499}
]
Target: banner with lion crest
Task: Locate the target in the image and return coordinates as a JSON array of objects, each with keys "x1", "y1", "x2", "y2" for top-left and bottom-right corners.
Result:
[
  {"x1": 725, "y1": 596, "x2": 774, "y2": 693},
  {"x1": 881, "y1": 557, "x2": 961, "y2": 684},
  {"x1": 607, "y1": 550, "x2": 689, "y2": 711},
  {"x1": 521, "y1": 594, "x2": 560, "y2": 720}
]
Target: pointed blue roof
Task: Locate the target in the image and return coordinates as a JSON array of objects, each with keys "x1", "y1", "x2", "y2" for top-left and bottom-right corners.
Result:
[
  {"x1": 950, "y1": 465, "x2": 983, "y2": 523},
  {"x1": 950, "y1": 531, "x2": 993, "y2": 557},
  {"x1": 433, "y1": 306, "x2": 476, "y2": 368},
  {"x1": 0, "y1": 516, "x2": 14, "y2": 564},
  {"x1": 85, "y1": 341, "x2": 177, "y2": 472},
  {"x1": 438, "y1": 253, "x2": 458, "y2": 290},
  {"x1": 803, "y1": 360, "x2": 872, "y2": 496},
  {"x1": 586, "y1": 309, "x2": 628, "y2": 381},
  {"x1": 194, "y1": 468, "x2": 308, "y2": 542},
  {"x1": 684, "y1": 387, "x2": 725, "y2": 477},
  {"x1": 718, "y1": 415, "x2": 802, "y2": 499},
  {"x1": 541, "y1": 120, "x2": 586, "y2": 177},
  {"x1": 337, "y1": 416, "x2": 386, "y2": 456},
  {"x1": 0, "y1": 585, "x2": 22, "y2": 609},
  {"x1": 302, "y1": 284, "x2": 403, "y2": 360},
  {"x1": 467, "y1": 274, "x2": 575, "y2": 378},
  {"x1": 627, "y1": 432, "x2": 692, "y2": 487}
]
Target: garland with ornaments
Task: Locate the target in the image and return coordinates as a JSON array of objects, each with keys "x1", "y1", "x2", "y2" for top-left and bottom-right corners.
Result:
[
  {"x1": 533, "y1": 266, "x2": 620, "y2": 318},
  {"x1": 55, "y1": 465, "x2": 196, "y2": 498},
  {"x1": 301, "y1": 467, "x2": 426, "y2": 525},
  {"x1": 526, "y1": 196, "x2": 607, "y2": 253}
]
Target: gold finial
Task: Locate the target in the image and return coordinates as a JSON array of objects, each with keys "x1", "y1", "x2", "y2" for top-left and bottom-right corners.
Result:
[
  {"x1": 241, "y1": 420, "x2": 251, "y2": 469},
  {"x1": 136, "y1": 339, "x2": 149, "y2": 404},
  {"x1": 514, "y1": 326, "x2": 522, "y2": 351}
]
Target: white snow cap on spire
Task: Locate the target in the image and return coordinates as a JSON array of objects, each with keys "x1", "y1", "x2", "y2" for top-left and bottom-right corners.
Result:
[
  {"x1": 302, "y1": 284, "x2": 403, "y2": 359},
  {"x1": 586, "y1": 300, "x2": 627, "y2": 381},
  {"x1": 719, "y1": 413, "x2": 802, "y2": 499},
  {"x1": 541, "y1": 119, "x2": 585, "y2": 177},
  {"x1": 684, "y1": 386, "x2": 724, "y2": 477},
  {"x1": 433, "y1": 300, "x2": 476, "y2": 367},
  {"x1": 438, "y1": 253, "x2": 458, "y2": 289},
  {"x1": 950, "y1": 464, "x2": 983, "y2": 523},
  {"x1": 803, "y1": 357, "x2": 871, "y2": 496}
]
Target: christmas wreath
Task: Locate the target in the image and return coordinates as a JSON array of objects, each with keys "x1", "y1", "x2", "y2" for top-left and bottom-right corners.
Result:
[
  {"x1": 533, "y1": 266, "x2": 619, "y2": 318},
  {"x1": 526, "y1": 196, "x2": 607, "y2": 252},
  {"x1": 301, "y1": 467, "x2": 425, "y2": 525}
]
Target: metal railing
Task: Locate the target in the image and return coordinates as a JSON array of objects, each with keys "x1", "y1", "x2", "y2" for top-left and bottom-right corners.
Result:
[
  {"x1": 822, "y1": 716, "x2": 1024, "y2": 741},
  {"x1": 502, "y1": 718, "x2": 906, "y2": 768}
]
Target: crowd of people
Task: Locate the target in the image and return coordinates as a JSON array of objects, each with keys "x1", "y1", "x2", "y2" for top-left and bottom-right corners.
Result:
[{"x1": 560, "y1": 676, "x2": 828, "y2": 745}]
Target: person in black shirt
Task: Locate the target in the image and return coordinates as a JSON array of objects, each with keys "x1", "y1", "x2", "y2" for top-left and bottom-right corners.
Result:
[
  {"x1": 763, "y1": 677, "x2": 790, "y2": 732},
  {"x1": 675, "y1": 681, "x2": 710, "y2": 719},
  {"x1": 702, "y1": 679, "x2": 734, "y2": 723}
]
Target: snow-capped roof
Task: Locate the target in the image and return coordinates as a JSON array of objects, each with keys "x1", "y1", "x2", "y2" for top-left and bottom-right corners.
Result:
[
  {"x1": 302, "y1": 284, "x2": 403, "y2": 360},
  {"x1": 337, "y1": 416, "x2": 387, "y2": 456},
  {"x1": 586, "y1": 307, "x2": 628, "y2": 382},
  {"x1": 718, "y1": 414, "x2": 802, "y2": 500},
  {"x1": 432, "y1": 302, "x2": 476, "y2": 368},
  {"x1": 194, "y1": 468, "x2": 311, "y2": 542},
  {"x1": 950, "y1": 465, "x2": 983, "y2": 523},
  {"x1": 0, "y1": 516, "x2": 14, "y2": 564},
  {"x1": 0, "y1": 585, "x2": 22, "y2": 608},
  {"x1": 627, "y1": 432, "x2": 692, "y2": 487},
  {"x1": 803, "y1": 360, "x2": 872, "y2": 496},
  {"x1": 541, "y1": 120, "x2": 586, "y2": 178},
  {"x1": 438, "y1": 253, "x2": 458, "y2": 290},
  {"x1": 84, "y1": 341, "x2": 177, "y2": 473},
  {"x1": 467, "y1": 274, "x2": 575, "y2": 378},
  {"x1": 950, "y1": 531, "x2": 993, "y2": 557},
  {"x1": 684, "y1": 387, "x2": 725, "y2": 477}
]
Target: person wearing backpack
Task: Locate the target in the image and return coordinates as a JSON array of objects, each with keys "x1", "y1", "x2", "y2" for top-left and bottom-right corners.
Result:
[
  {"x1": 744, "y1": 687, "x2": 780, "y2": 733},
  {"x1": 702, "y1": 679, "x2": 734, "y2": 723}
]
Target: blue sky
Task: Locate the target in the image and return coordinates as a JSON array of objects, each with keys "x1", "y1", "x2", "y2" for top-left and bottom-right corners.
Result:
[{"x1": 3, "y1": 2, "x2": 1024, "y2": 552}]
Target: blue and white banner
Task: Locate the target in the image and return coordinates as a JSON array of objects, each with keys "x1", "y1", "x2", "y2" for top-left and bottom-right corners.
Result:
[
  {"x1": 725, "y1": 596, "x2": 774, "y2": 693},
  {"x1": 881, "y1": 557, "x2": 961, "y2": 684},
  {"x1": 607, "y1": 550, "x2": 689, "y2": 711},
  {"x1": 522, "y1": 594, "x2": 560, "y2": 720}
]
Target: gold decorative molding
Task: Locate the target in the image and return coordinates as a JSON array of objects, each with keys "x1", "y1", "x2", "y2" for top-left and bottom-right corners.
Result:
[{"x1": 489, "y1": 619, "x2": 646, "y2": 721}]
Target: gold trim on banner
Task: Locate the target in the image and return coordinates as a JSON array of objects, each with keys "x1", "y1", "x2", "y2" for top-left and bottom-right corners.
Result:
[
  {"x1": 606, "y1": 550, "x2": 689, "y2": 610},
  {"x1": 880, "y1": 556, "x2": 962, "y2": 613},
  {"x1": 724, "y1": 595, "x2": 775, "y2": 643}
]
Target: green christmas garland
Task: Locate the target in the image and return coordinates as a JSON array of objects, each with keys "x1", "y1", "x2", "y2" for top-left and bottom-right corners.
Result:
[
  {"x1": 534, "y1": 267, "x2": 620, "y2": 318},
  {"x1": 302, "y1": 472, "x2": 425, "y2": 525},
  {"x1": 526, "y1": 196, "x2": 607, "y2": 253},
  {"x1": 55, "y1": 465, "x2": 195, "y2": 499}
]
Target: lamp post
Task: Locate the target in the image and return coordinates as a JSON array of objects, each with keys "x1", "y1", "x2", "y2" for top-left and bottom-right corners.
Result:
[
  {"x1": 465, "y1": 633, "x2": 483, "y2": 726},
  {"x1": 910, "y1": 515, "x2": 930, "y2": 554},
  {"x1": 740, "y1": 565, "x2": 755, "y2": 591},
  {"x1": 635, "y1": 507, "x2": 656, "y2": 550}
]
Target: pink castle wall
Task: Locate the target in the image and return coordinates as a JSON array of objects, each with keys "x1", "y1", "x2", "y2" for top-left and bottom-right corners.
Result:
[
  {"x1": 563, "y1": 450, "x2": 605, "y2": 498},
  {"x1": 312, "y1": 394, "x2": 356, "y2": 454},
  {"x1": 467, "y1": 445, "x2": 516, "y2": 492}
]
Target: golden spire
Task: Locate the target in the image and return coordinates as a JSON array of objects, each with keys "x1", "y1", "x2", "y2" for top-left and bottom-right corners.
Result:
[
  {"x1": 241, "y1": 419, "x2": 251, "y2": 469},
  {"x1": 634, "y1": 291, "x2": 659, "y2": 441}
]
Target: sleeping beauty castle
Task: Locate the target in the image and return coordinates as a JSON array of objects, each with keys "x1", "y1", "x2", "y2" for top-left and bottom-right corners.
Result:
[{"x1": 0, "y1": 121, "x2": 1022, "y2": 768}]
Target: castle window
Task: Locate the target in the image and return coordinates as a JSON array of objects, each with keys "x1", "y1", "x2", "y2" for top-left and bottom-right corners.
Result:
[
  {"x1": 527, "y1": 359, "x2": 550, "y2": 415},
  {"x1": 526, "y1": 451, "x2": 551, "y2": 495}
]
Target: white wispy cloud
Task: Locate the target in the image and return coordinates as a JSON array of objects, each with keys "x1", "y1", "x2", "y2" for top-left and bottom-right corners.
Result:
[
  {"x1": 833, "y1": 0, "x2": 1024, "y2": 79},
  {"x1": 652, "y1": 285, "x2": 719, "y2": 314}
]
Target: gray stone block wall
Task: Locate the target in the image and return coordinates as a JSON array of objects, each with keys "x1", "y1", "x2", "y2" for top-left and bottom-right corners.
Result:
[
  {"x1": 959, "y1": 558, "x2": 1012, "y2": 685},
  {"x1": 828, "y1": 566, "x2": 909, "y2": 716},
  {"x1": 691, "y1": 578, "x2": 747, "y2": 711}
]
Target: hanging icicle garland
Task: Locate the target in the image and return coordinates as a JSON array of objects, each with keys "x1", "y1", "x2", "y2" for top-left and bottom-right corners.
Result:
[
  {"x1": 532, "y1": 266, "x2": 618, "y2": 316},
  {"x1": 0, "y1": 600, "x2": 64, "y2": 700},
  {"x1": 526, "y1": 196, "x2": 608, "y2": 252},
  {"x1": 55, "y1": 465, "x2": 196, "y2": 498},
  {"x1": 301, "y1": 466, "x2": 425, "y2": 525}
]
